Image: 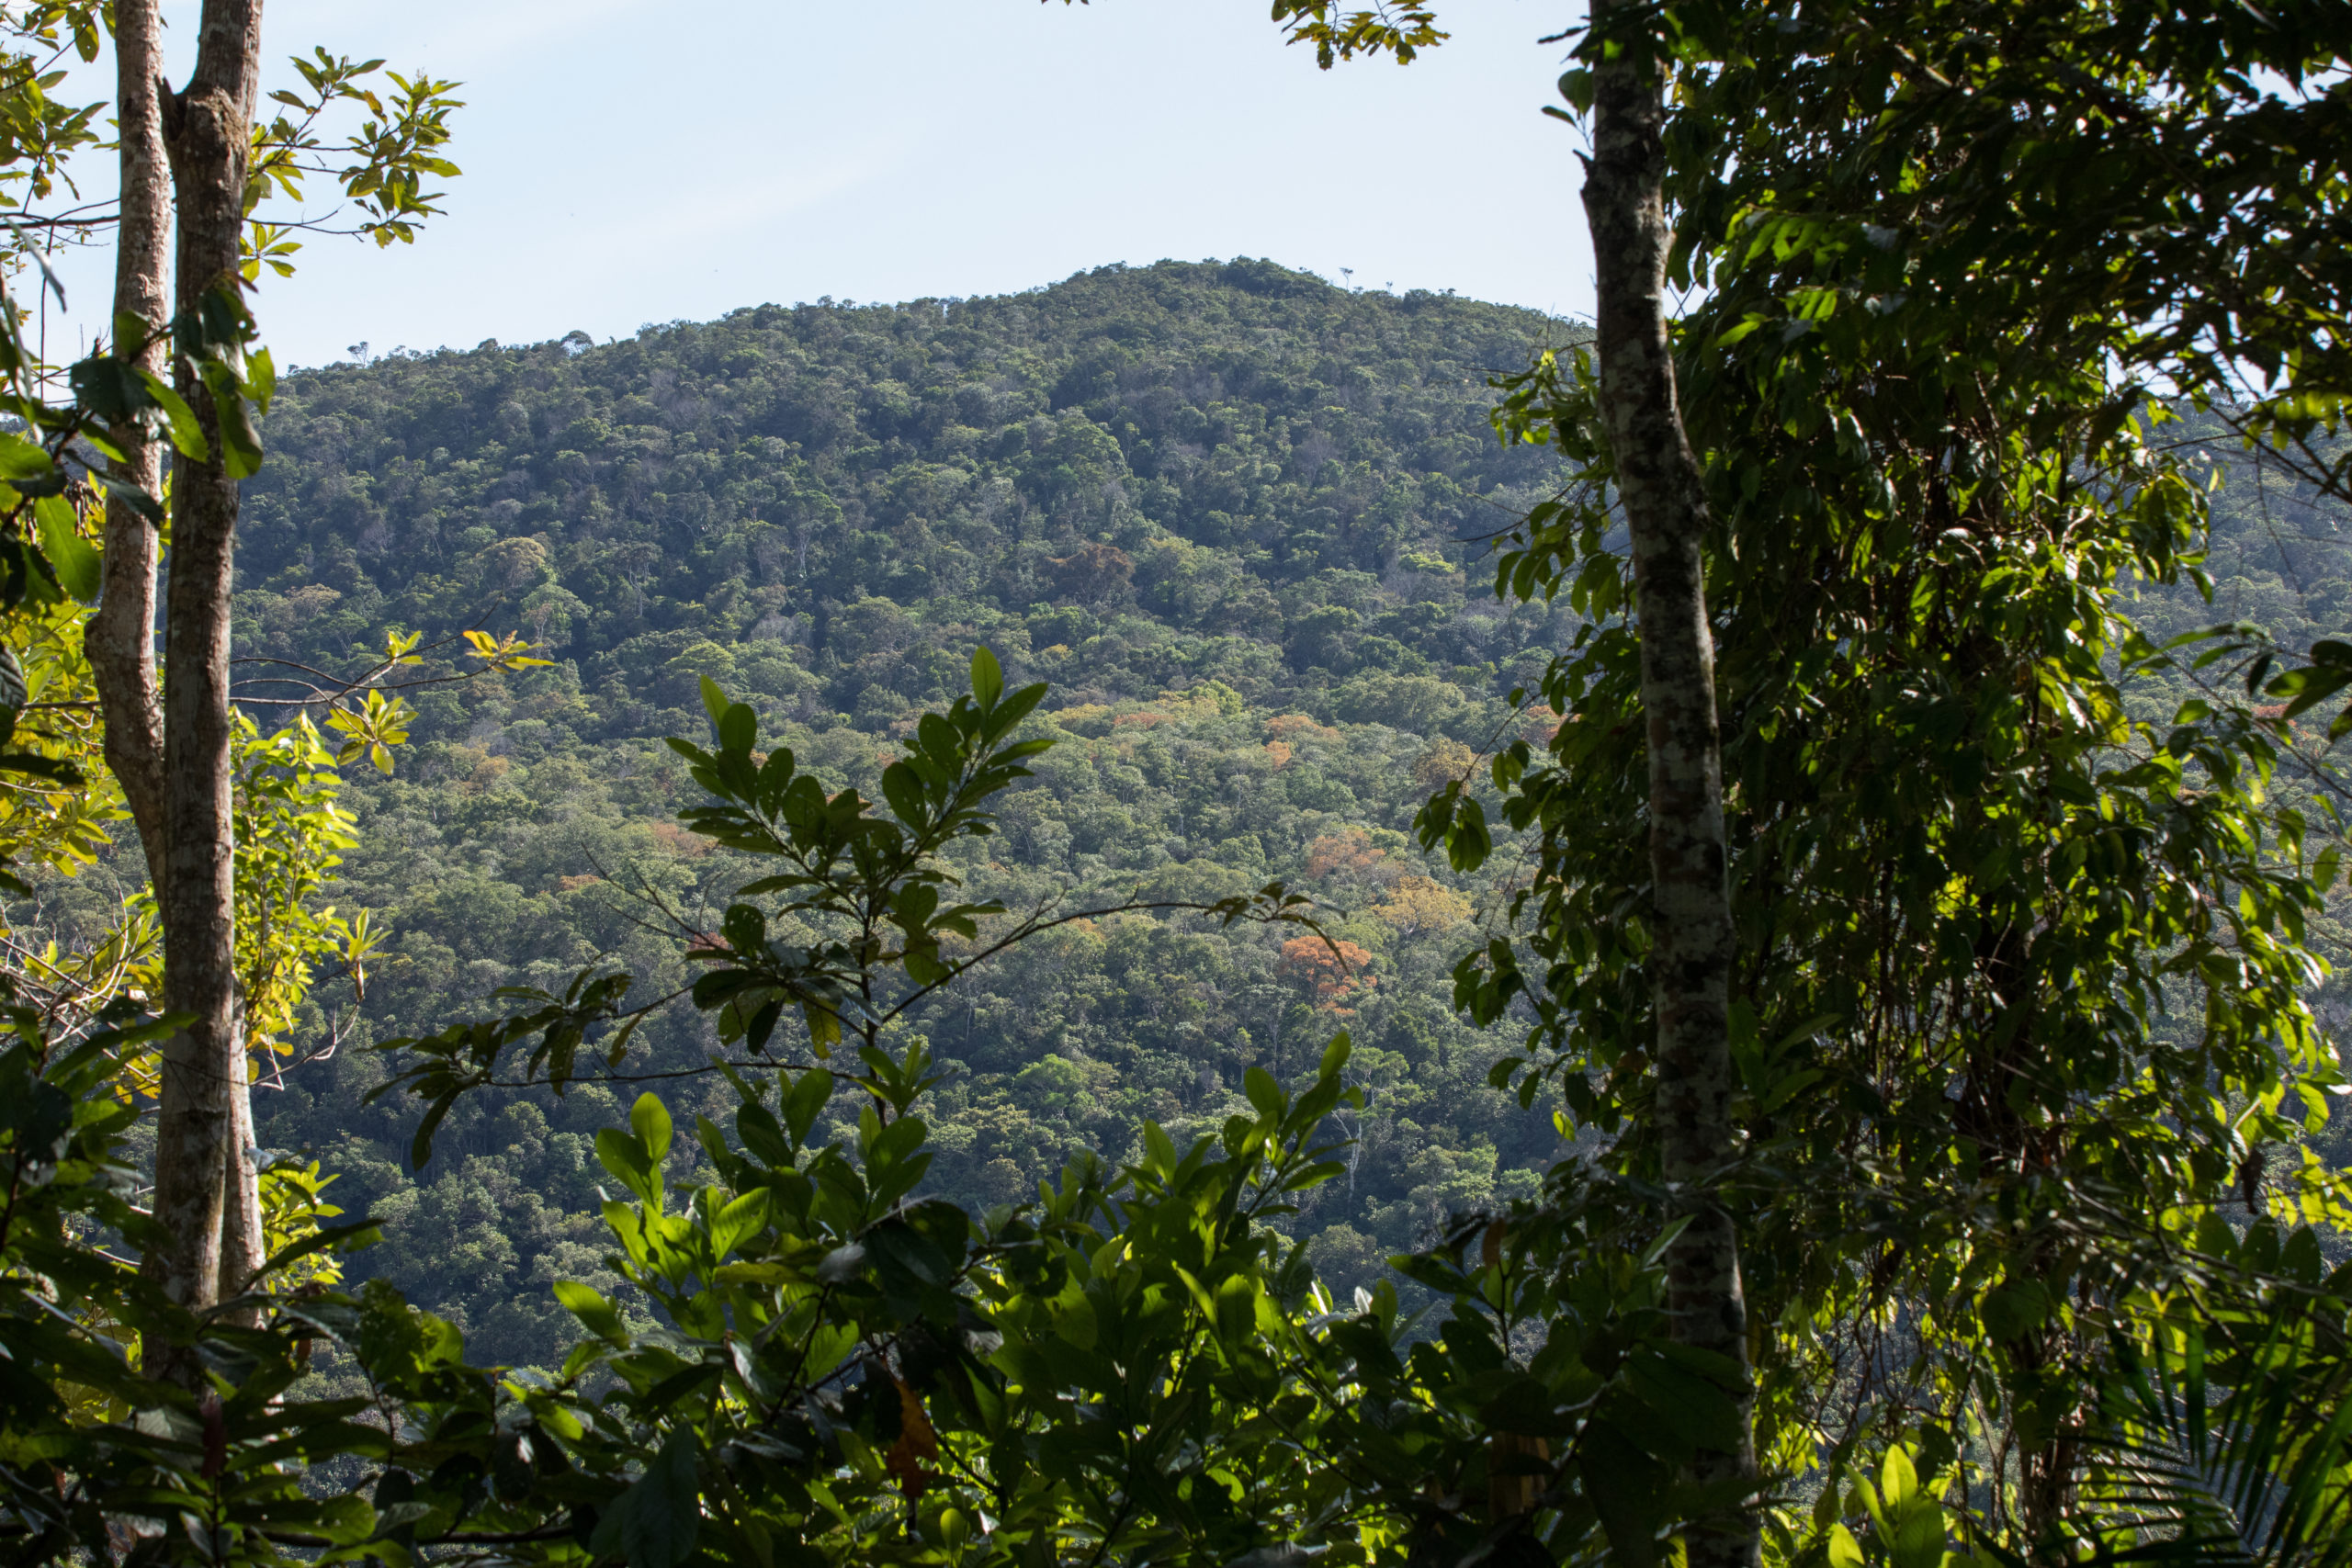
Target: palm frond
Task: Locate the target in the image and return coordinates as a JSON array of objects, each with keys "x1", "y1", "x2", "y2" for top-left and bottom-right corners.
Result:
[{"x1": 2078, "y1": 1314, "x2": 2352, "y2": 1568}]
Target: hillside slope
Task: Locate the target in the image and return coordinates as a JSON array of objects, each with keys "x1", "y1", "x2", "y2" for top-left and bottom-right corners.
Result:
[
  {"x1": 43, "y1": 258, "x2": 2345, "y2": 1368},
  {"x1": 199, "y1": 261, "x2": 1588, "y2": 1365}
]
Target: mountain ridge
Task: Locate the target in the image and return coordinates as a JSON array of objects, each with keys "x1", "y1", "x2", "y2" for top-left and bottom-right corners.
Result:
[
  {"x1": 175, "y1": 259, "x2": 1589, "y2": 1365},
  {"x1": 31, "y1": 256, "x2": 2345, "y2": 1370}
]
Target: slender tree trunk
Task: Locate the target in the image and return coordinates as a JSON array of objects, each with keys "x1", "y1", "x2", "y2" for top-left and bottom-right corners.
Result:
[
  {"x1": 219, "y1": 1043, "x2": 265, "y2": 1305},
  {"x1": 143, "y1": 0, "x2": 265, "y2": 1343},
  {"x1": 85, "y1": 0, "x2": 169, "y2": 883},
  {"x1": 198, "y1": 2, "x2": 269, "y2": 1310},
  {"x1": 1579, "y1": 3, "x2": 1759, "y2": 1562}
]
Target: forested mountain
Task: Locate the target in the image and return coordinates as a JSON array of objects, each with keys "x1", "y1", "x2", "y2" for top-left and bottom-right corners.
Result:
[
  {"x1": 198, "y1": 260, "x2": 1588, "y2": 1366},
  {"x1": 7, "y1": 0, "x2": 2349, "y2": 1550},
  {"x1": 28, "y1": 258, "x2": 2346, "y2": 1373}
]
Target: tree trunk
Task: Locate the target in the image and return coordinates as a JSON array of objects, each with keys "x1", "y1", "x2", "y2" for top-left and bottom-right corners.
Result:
[
  {"x1": 219, "y1": 1053, "x2": 264, "y2": 1306},
  {"x1": 84, "y1": 0, "x2": 169, "y2": 887},
  {"x1": 142, "y1": 0, "x2": 265, "y2": 1344},
  {"x1": 1578, "y1": 2, "x2": 1759, "y2": 1562}
]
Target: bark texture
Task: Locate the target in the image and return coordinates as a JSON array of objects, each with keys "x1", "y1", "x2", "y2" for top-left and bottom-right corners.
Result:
[
  {"x1": 85, "y1": 0, "x2": 168, "y2": 886},
  {"x1": 1578, "y1": 3, "x2": 1759, "y2": 1562},
  {"x1": 142, "y1": 0, "x2": 266, "y2": 1338}
]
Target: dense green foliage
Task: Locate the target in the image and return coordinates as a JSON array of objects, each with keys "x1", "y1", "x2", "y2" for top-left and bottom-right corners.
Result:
[
  {"x1": 4, "y1": 0, "x2": 2350, "y2": 1555},
  {"x1": 21, "y1": 259, "x2": 2352, "y2": 1379},
  {"x1": 1410, "y1": 0, "x2": 2352, "y2": 1552},
  {"x1": 11, "y1": 246, "x2": 2352, "y2": 1567},
  {"x1": 23, "y1": 262, "x2": 1600, "y2": 1368},
  {"x1": 0, "y1": 650, "x2": 1809, "y2": 1568}
]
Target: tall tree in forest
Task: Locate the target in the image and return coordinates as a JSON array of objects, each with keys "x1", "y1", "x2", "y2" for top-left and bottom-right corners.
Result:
[
  {"x1": 135, "y1": 0, "x2": 266, "y2": 1332},
  {"x1": 1570, "y1": 3, "x2": 1757, "y2": 1560},
  {"x1": 1242, "y1": 2, "x2": 1762, "y2": 1555},
  {"x1": 1649, "y1": 3, "x2": 2347, "y2": 1540},
  {"x1": 1256, "y1": 0, "x2": 2346, "y2": 1552},
  {"x1": 60, "y1": 0, "x2": 467, "y2": 1335},
  {"x1": 1419, "y1": 0, "x2": 2349, "y2": 1550}
]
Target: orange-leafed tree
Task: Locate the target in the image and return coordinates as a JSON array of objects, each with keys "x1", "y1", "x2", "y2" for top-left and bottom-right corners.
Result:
[
  {"x1": 1305, "y1": 828, "x2": 1385, "y2": 881},
  {"x1": 1279, "y1": 934, "x2": 1374, "y2": 1011}
]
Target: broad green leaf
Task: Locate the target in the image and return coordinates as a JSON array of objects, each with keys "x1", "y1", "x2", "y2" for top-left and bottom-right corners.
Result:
[
  {"x1": 802, "y1": 1000, "x2": 840, "y2": 1056},
  {"x1": 596, "y1": 1128, "x2": 657, "y2": 1206},
  {"x1": 1052, "y1": 1287, "x2": 1098, "y2": 1349},
  {"x1": 785, "y1": 1067, "x2": 832, "y2": 1145},
  {"x1": 718, "y1": 700, "x2": 756, "y2": 754},
  {"x1": 35, "y1": 496, "x2": 99, "y2": 602},
  {"x1": 1318, "y1": 1032, "x2": 1352, "y2": 1079},
  {"x1": 1243, "y1": 1065, "x2": 1283, "y2": 1120},
  {"x1": 1892, "y1": 1501, "x2": 1947, "y2": 1568},
  {"x1": 247, "y1": 344, "x2": 277, "y2": 413},
  {"x1": 631, "y1": 1092, "x2": 673, "y2": 1162},
  {"x1": 588, "y1": 1425, "x2": 701, "y2": 1568},
  {"x1": 198, "y1": 360, "x2": 265, "y2": 478},
  {"x1": 707, "y1": 1187, "x2": 769, "y2": 1258},
  {"x1": 1880, "y1": 1445, "x2": 1917, "y2": 1509},
  {"x1": 0, "y1": 433, "x2": 51, "y2": 480},
  {"x1": 552, "y1": 1280, "x2": 628, "y2": 1347},
  {"x1": 971, "y1": 644, "x2": 1004, "y2": 706},
  {"x1": 1142, "y1": 1121, "x2": 1178, "y2": 1176},
  {"x1": 881, "y1": 761, "x2": 926, "y2": 827}
]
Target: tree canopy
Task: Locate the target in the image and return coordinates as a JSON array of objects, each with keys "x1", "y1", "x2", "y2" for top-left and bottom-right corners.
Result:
[{"x1": 6, "y1": 2, "x2": 2352, "y2": 1564}]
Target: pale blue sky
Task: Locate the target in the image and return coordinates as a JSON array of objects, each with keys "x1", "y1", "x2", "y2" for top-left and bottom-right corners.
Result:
[{"x1": 45, "y1": 1, "x2": 1592, "y2": 368}]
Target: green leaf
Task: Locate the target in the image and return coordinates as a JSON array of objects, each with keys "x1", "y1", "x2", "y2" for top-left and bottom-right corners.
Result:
[
  {"x1": 1577, "y1": 1427, "x2": 1667, "y2": 1568},
  {"x1": 1976, "y1": 1280, "x2": 2048, "y2": 1340},
  {"x1": 718, "y1": 700, "x2": 756, "y2": 754},
  {"x1": 34, "y1": 496, "x2": 99, "y2": 602},
  {"x1": 1444, "y1": 795, "x2": 1491, "y2": 872},
  {"x1": 137, "y1": 369, "x2": 207, "y2": 460},
  {"x1": 1052, "y1": 1288, "x2": 1098, "y2": 1349},
  {"x1": 0, "y1": 433, "x2": 52, "y2": 480},
  {"x1": 802, "y1": 1000, "x2": 840, "y2": 1056},
  {"x1": 198, "y1": 360, "x2": 265, "y2": 478},
  {"x1": 971, "y1": 644, "x2": 1004, "y2": 707},
  {"x1": 631, "y1": 1092, "x2": 673, "y2": 1162},
  {"x1": 588, "y1": 1425, "x2": 701, "y2": 1568},
  {"x1": 595, "y1": 1128, "x2": 657, "y2": 1205},
  {"x1": 1891, "y1": 1500, "x2": 1948, "y2": 1568},
  {"x1": 247, "y1": 344, "x2": 277, "y2": 414},
  {"x1": 1879, "y1": 1444, "x2": 1917, "y2": 1509},
  {"x1": 985, "y1": 682, "x2": 1047, "y2": 740},
  {"x1": 707, "y1": 1188, "x2": 769, "y2": 1258},
  {"x1": 1243, "y1": 1065, "x2": 1283, "y2": 1120},
  {"x1": 552, "y1": 1280, "x2": 629, "y2": 1347},
  {"x1": 1318, "y1": 1032, "x2": 1352, "y2": 1079},
  {"x1": 259, "y1": 1217, "x2": 380, "y2": 1281},
  {"x1": 1215, "y1": 1270, "x2": 1259, "y2": 1347},
  {"x1": 700, "y1": 675, "x2": 730, "y2": 728},
  {"x1": 881, "y1": 761, "x2": 927, "y2": 827},
  {"x1": 785, "y1": 1067, "x2": 832, "y2": 1145}
]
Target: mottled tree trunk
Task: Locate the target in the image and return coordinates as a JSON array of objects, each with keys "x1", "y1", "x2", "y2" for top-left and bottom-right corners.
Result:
[
  {"x1": 85, "y1": 0, "x2": 169, "y2": 881},
  {"x1": 1579, "y1": 2, "x2": 1759, "y2": 1562},
  {"x1": 142, "y1": 0, "x2": 265, "y2": 1348},
  {"x1": 219, "y1": 1042, "x2": 265, "y2": 1308}
]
